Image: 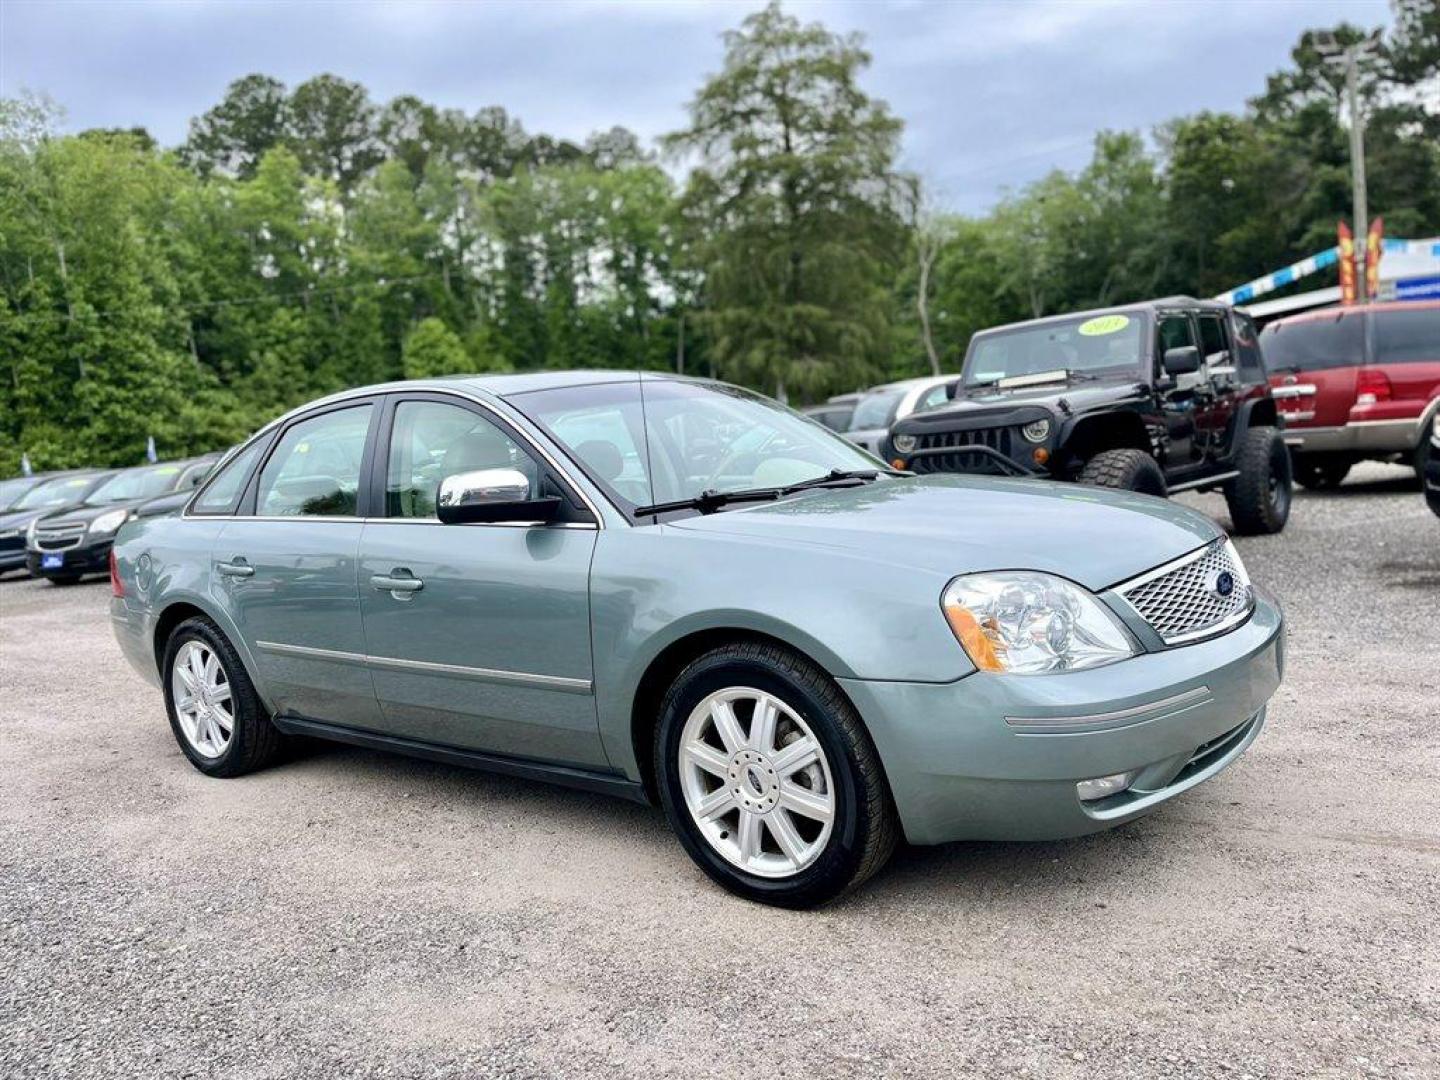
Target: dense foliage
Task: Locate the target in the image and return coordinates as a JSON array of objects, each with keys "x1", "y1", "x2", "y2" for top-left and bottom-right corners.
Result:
[{"x1": 1, "y1": 1, "x2": 1436, "y2": 472}]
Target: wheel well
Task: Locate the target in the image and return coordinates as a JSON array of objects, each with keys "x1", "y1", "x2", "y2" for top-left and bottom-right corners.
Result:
[
  {"x1": 152, "y1": 602, "x2": 207, "y2": 678},
  {"x1": 629, "y1": 628, "x2": 840, "y2": 804},
  {"x1": 1244, "y1": 397, "x2": 1278, "y2": 429},
  {"x1": 1065, "y1": 413, "x2": 1151, "y2": 462}
]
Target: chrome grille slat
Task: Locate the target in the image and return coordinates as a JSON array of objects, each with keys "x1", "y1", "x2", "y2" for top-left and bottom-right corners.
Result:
[
  {"x1": 1117, "y1": 539, "x2": 1253, "y2": 645},
  {"x1": 36, "y1": 522, "x2": 86, "y2": 552}
]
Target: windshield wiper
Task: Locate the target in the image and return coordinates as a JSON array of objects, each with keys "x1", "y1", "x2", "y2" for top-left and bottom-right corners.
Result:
[{"x1": 635, "y1": 468, "x2": 893, "y2": 517}]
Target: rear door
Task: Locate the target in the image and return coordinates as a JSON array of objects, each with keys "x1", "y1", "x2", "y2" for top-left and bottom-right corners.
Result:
[
  {"x1": 355, "y1": 393, "x2": 605, "y2": 767},
  {"x1": 1261, "y1": 311, "x2": 1366, "y2": 429},
  {"x1": 213, "y1": 399, "x2": 382, "y2": 729}
]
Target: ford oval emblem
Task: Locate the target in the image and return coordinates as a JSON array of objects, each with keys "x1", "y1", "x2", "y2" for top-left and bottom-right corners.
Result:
[{"x1": 1214, "y1": 570, "x2": 1235, "y2": 597}]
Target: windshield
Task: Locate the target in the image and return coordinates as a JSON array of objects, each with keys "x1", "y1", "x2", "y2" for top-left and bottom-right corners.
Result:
[
  {"x1": 0, "y1": 476, "x2": 41, "y2": 510},
  {"x1": 847, "y1": 389, "x2": 905, "y2": 431},
  {"x1": 14, "y1": 474, "x2": 98, "y2": 510},
  {"x1": 516, "y1": 378, "x2": 882, "y2": 513},
  {"x1": 1260, "y1": 311, "x2": 1365, "y2": 371},
  {"x1": 86, "y1": 464, "x2": 185, "y2": 503},
  {"x1": 965, "y1": 311, "x2": 1145, "y2": 386}
]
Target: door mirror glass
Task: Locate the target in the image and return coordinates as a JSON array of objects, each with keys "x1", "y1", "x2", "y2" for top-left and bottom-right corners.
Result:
[
  {"x1": 436, "y1": 468, "x2": 560, "y2": 524},
  {"x1": 1163, "y1": 345, "x2": 1201, "y2": 376}
]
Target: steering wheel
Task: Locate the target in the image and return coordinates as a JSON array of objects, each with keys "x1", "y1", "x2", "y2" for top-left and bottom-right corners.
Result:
[{"x1": 700, "y1": 431, "x2": 779, "y2": 490}]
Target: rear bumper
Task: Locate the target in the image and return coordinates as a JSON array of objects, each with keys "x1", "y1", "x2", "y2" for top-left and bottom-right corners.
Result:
[
  {"x1": 1283, "y1": 418, "x2": 1421, "y2": 454},
  {"x1": 840, "y1": 588, "x2": 1284, "y2": 845},
  {"x1": 110, "y1": 596, "x2": 161, "y2": 688},
  {"x1": 26, "y1": 538, "x2": 113, "y2": 579}
]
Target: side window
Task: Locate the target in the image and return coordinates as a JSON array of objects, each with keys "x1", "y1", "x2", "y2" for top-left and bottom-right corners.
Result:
[
  {"x1": 1156, "y1": 316, "x2": 1196, "y2": 371},
  {"x1": 1231, "y1": 312, "x2": 1265, "y2": 379},
  {"x1": 192, "y1": 441, "x2": 265, "y2": 515},
  {"x1": 1372, "y1": 308, "x2": 1439, "y2": 364},
  {"x1": 386, "y1": 400, "x2": 537, "y2": 519},
  {"x1": 255, "y1": 405, "x2": 372, "y2": 518},
  {"x1": 1197, "y1": 314, "x2": 1230, "y2": 367}
]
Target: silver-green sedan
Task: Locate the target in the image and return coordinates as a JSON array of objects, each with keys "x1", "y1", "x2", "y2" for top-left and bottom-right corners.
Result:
[{"x1": 110, "y1": 373, "x2": 1284, "y2": 907}]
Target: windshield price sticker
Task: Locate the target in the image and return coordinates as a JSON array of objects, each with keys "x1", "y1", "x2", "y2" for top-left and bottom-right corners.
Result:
[{"x1": 1077, "y1": 314, "x2": 1130, "y2": 336}]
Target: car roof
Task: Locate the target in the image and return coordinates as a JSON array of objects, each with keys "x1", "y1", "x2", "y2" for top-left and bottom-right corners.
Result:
[
  {"x1": 974, "y1": 297, "x2": 1230, "y2": 339},
  {"x1": 1265, "y1": 298, "x2": 1440, "y2": 329},
  {"x1": 859, "y1": 375, "x2": 953, "y2": 394}
]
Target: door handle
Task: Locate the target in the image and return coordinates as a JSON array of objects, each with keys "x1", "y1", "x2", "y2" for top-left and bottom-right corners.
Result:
[
  {"x1": 371, "y1": 572, "x2": 423, "y2": 594},
  {"x1": 217, "y1": 558, "x2": 254, "y2": 578}
]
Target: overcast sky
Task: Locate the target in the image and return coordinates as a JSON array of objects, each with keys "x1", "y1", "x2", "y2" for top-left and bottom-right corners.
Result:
[{"x1": 1, "y1": 0, "x2": 1391, "y2": 213}]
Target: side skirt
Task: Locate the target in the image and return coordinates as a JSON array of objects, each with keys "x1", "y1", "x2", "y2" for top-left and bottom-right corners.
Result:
[{"x1": 271, "y1": 714, "x2": 651, "y2": 804}]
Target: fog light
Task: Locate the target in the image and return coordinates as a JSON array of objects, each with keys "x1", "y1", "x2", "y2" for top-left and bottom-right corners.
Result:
[
  {"x1": 1076, "y1": 771, "x2": 1135, "y2": 802},
  {"x1": 891, "y1": 458, "x2": 907, "y2": 470},
  {"x1": 1033, "y1": 447, "x2": 1050, "y2": 465}
]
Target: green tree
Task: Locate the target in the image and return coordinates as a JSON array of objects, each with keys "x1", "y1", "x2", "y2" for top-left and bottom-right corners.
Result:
[
  {"x1": 179, "y1": 74, "x2": 289, "y2": 179},
  {"x1": 666, "y1": 1, "x2": 910, "y2": 400},
  {"x1": 401, "y1": 317, "x2": 471, "y2": 379}
]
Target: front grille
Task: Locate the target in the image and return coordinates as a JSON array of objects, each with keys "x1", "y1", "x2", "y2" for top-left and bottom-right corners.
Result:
[
  {"x1": 909, "y1": 427, "x2": 1016, "y2": 474},
  {"x1": 1117, "y1": 538, "x2": 1253, "y2": 645},
  {"x1": 35, "y1": 522, "x2": 86, "y2": 551}
]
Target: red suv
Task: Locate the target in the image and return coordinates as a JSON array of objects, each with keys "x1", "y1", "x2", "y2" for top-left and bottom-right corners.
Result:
[{"x1": 1261, "y1": 300, "x2": 1440, "y2": 488}]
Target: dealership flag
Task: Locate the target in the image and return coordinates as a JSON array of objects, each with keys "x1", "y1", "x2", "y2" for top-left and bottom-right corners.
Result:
[
  {"x1": 1365, "y1": 217, "x2": 1384, "y2": 299},
  {"x1": 1337, "y1": 221, "x2": 1357, "y2": 305},
  {"x1": 146, "y1": 435, "x2": 158, "y2": 463},
  {"x1": 20, "y1": 453, "x2": 32, "y2": 477}
]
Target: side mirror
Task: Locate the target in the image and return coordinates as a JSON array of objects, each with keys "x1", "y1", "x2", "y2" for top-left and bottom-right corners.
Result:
[
  {"x1": 945, "y1": 378, "x2": 962, "y2": 400},
  {"x1": 1162, "y1": 345, "x2": 1201, "y2": 377},
  {"x1": 436, "y1": 468, "x2": 560, "y2": 524}
]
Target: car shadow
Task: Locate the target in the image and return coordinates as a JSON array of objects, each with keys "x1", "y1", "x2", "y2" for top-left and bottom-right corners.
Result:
[{"x1": 1299, "y1": 474, "x2": 1420, "y2": 498}]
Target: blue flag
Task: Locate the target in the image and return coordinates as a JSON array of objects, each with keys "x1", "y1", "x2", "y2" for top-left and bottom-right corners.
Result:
[{"x1": 146, "y1": 435, "x2": 158, "y2": 463}]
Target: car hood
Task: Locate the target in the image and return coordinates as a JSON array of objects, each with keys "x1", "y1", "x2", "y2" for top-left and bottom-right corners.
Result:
[
  {"x1": 667, "y1": 474, "x2": 1220, "y2": 590},
  {"x1": 0, "y1": 505, "x2": 72, "y2": 532}
]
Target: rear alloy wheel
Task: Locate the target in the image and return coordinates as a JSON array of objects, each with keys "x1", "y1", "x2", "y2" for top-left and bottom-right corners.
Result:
[
  {"x1": 1292, "y1": 453, "x2": 1351, "y2": 490},
  {"x1": 162, "y1": 616, "x2": 284, "y2": 777},
  {"x1": 656, "y1": 643, "x2": 896, "y2": 907},
  {"x1": 1226, "y1": 426, "x2": 1292, "y2": 535},
  {"x1": 1079, "y1": 448, "x2": 1167, "y2": 496}
]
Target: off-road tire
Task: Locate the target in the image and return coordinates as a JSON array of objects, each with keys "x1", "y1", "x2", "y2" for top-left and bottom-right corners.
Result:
[
  {"x1": 1079, "y1": 448, "x2": 1167, "y2": 496},
  {"x1": 1292, "y1": 453, "x2": 1351, "y2": 490},
  {"x1": 655, "y1": 642, "x2": 897, "y2": 908},
  {"x1": 162, "y1": 615, "x2": 285, "y2": 778},
  {"x1": 1225, "y1": 426, "x2": 1292, "y2": 535}
]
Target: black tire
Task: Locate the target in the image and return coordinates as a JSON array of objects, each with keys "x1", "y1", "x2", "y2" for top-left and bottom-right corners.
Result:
[
  {"x1": 1292, "y1": 453, "x2": 1351, "y2": 490},
  {"x1": 161, "y1": 615, "x2": 284, "y2": 778},
  {"x1": 46, "y1": 573, "x2": 83, "y2": 586},
  {"x1": 1225, "y1": 426, "x2": 1292, "y2": 535},
  {"x1": 655, "y1": 642, "x2": 897, "y2": 908},
  {"x1": 1078, "y1": 448, "x2": 1167, "y2": 496}
]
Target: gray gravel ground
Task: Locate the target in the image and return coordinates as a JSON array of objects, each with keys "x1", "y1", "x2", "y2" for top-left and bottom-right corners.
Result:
[{"x1": 2, "y1": 462, "x2": 1437, "y2": 1079}]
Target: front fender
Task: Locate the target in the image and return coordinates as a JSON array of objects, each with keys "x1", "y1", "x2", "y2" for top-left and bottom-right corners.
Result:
[{"x1": 588, "y1": 526, "x2": 974, "y2": 779}]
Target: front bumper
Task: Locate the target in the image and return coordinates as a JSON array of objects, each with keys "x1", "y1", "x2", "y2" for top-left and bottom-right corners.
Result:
[
  {"x1": 26, "y1": 538, "x2": 114, "y2": 579},
  {"x1": 840, "y1": 587, "x2": 1284, "y2": 845}
]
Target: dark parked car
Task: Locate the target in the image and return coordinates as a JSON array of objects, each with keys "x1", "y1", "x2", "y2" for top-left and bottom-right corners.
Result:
[
  {"x1": 1261, "y1": 300, "x2": 1440, "y2": 489},
  {"x1": 0, "y1": 473, "x2": 53, "y2": 512},
  {"x1": 885, "y1": 298, "x2": 1292, "y2": 534},
  {"x1": 800, "y1": 393, "x2": 860, "y2": 433},
  {"x1": 0, "y1": 470, "x2": 118, "y2": 576},
  {"x1": 26, "y1": 456, "x2": 219, "y2": 584}
]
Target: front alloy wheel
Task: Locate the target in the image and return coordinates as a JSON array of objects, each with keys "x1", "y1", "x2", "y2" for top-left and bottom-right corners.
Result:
[
  {"x1": 656, "y1": 642, "x2": 896, "y2": 907},
  {"x1": 679, "y1": 687, "x2": 836, "y2": 878}
]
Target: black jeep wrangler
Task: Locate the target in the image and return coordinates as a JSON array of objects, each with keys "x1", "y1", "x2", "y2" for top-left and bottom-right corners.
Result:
[{"x1": 884, "y1": 297, "x2": 1292, "y2": 534}]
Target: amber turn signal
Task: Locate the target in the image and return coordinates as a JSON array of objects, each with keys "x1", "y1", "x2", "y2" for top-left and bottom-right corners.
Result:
[
  {"x1": 891, "y1": 458, "x2": 907, "y2": 470},
  {"x1": 1033, "y1": 447, "x2": 1050, "y2": 465},
  {"x1": 942, "y1": 604, "x2": 1005, "y2": 672}
]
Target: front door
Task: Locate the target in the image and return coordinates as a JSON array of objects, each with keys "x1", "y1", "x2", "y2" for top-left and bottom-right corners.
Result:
[
  {"x1": 357, "y1": 395, "x2": 605, "y2": 768},
  {"x1": 215, "y1": 400, "x2": 383, "y2": 729},
  {"x1": 1194, "y1": 310, "x2": 1240, "y2": 464},
  {"x1": 1155, "y1": 313, "x2": 1199, "y2": 469}
]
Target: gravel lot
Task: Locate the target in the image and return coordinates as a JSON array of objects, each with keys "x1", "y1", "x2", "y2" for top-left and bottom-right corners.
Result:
[{"x1": 2, "y1": 463, "x2": 1437, "y2": 1079}]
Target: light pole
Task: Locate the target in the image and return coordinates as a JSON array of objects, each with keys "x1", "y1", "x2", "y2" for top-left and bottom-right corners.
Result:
[{"x1": 1315, "y1": 30, "x2": 1383, "y2": 300}]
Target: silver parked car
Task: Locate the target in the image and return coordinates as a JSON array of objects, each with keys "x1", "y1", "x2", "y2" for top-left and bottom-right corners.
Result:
[
  {"x1": 111, "y1": 373, "x2": 1284, "y2": 907},
  {"x1": 842, "y1": 375, "x2": 955, "y2": 455}
]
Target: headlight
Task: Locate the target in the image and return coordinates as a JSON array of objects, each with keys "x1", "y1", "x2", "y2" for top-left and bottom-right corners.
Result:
[
  {"x1": 941, "y1": 571, "x2": 1135, "y2": 674},
  {"x1": 892, "y1": 433, "x2": 917, "y2": 455},
  {"x1": 88, "y1": 509, "x2": 132, "y2": 536},
  {"x1": 1021, "y1": 419, "x2": 1051, "y2": 443}
]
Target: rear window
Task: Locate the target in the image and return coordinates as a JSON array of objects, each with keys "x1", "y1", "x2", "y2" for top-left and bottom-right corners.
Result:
[
  {"x1": 1371, "y1": 307, "x2": 1440, "y2": 365},
  {"x1": 1260, "y1": 313, "x2": 1365, "y2": 372}
]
